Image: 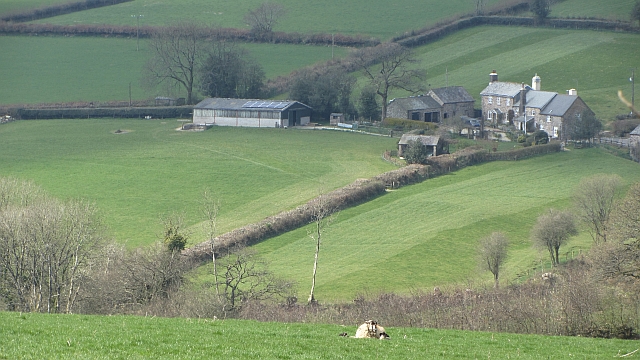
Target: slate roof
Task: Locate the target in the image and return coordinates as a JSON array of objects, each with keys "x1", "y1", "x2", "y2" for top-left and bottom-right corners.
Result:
[
  {"x1": 539, "y1": 95, "x2": 579, "y2": 116},
  {"x1": 515, "y1": 91, "x2": 557, "y2": 109},
  {"x1": 388, "y1": 95, "x2": 441, "y2": 110},
  {"x1": 429, "y1": 86, "x2": 474, "y2": 104},
  {"x1": 630, "y1": 124, "x2": 640, "y2": 136},
  {"x1": 194, "y1": 98, "x2": 310, "y2": 111},
  {"x1": 480, "y1": 82, "x2": 529, "y2": 97},
  {"x1": 398, "y1": 134, "x2": 441, "y2": 146}
]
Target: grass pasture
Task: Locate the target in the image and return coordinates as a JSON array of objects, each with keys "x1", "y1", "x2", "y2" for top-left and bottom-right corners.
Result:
[
  {"x1": 0, "y1": 119, "x2": 397, "y2": 247},
  {"x1": 0, "y1": 0, "x2": 70, "y2": 18},
  {"x1": 551, "y1": 0, "x2": 638, "y2": 20},
  {"x1": 0, "y1": 35, "x2": 344, "y2": 105},
  {"x1": 253, "y1": 148, "x2": 640, "y2": 301},
  {"x1": 1, "y1": 311, "x2": 637, "y2": 359}
]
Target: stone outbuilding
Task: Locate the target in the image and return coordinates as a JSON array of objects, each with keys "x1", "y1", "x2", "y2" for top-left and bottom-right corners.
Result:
[
  {"x1": 387, "y1": 86, "x2": 475, "y2": 123},
  {"x1": 398, "y1": 134, "x2": 444, "y2": 157}
]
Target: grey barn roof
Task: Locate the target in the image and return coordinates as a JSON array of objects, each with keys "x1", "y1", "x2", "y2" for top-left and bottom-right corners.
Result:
[
  {"x1": 398, "y1": 134, "x2": 441, "y2": 146},
  {"x1": 515, "y1": 91, "x2": 556, "y2": 109},
  {"x1": 630, "y1": 124, "x2": 640, "y2": 136},
  {"x1": 194, "y1": 98, "x2": 311, "y2": 111},
  {"x1": 389, "y1": 95, "x2": 441, "y2": 110},
  {"x1": 539, "y1": 95, "x2": 579, "y2": 116},
  {"x1": 429, "y1": 86, "x2": 474, "y2": 104}
]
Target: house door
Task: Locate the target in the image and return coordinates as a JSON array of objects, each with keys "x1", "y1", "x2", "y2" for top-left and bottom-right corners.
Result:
[
  {"x1": 411, "y1": 112, "x2": 420, "y2": 120},
  {"x1": 289, "y1": 110, "x2": 298, "y2": 126}
]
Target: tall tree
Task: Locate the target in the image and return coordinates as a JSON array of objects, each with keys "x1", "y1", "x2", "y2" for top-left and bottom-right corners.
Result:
[
  {"x1": 199, "y1": 42, "x2": 265, "y2": 99},
  {"x1": 307, "y1": 195, "x2": 337, "y2": 305},
  {"x1": 478, "y1": 232, "x2": 509, "y2": 288},
  {"x1": 353, "y1": 43, "x2": 426, "y2": 120},
  {"x1": 201, "y1": 190, "x2": 221, "y2": 299},
  {"x1": 564, "y1": 110, "x2": 603, "y2": 143},
  {"x1": 573, "y1": 174, "x2": 622, "y2": 244},
  {"x1": 358, "y1": 87, "x2": 380, "y2": 121},
  {"x1": 289, "y1": 66, "x2": 356, "y2": 120},
  {"x1": 243, "y1": 2, "x2": 287, "y2": 40},
  {"x1": 531, "y1": 209, "x2": 578, "y2": 267},
  {"x1": 144, "y1": 23, "x2": 207, "y2": 105},
  {"x1": 530, "y1": 0, "x2": 551, "y2": 23}
]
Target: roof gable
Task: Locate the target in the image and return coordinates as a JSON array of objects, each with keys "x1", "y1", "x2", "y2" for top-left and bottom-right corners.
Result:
[
  {"x1": 630, "y1": 124, "x2": 640, "y2": 136},
  {"x1": 539, "y1": 95, "x2": 580, "y2": 116}
]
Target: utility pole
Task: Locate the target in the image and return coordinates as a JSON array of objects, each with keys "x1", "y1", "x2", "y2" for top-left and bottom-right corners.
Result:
[
  {"x1": 131, "y1": 14, "x2": 143, "y2": 51},
  {"x1": 631, "y1": 68, "x2": 636, "y2": 111}
]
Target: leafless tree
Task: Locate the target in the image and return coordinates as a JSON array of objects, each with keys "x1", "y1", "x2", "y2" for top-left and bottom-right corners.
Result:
[
  {"x1": 144, "y1": 23, "x2": 208, "y2": 105},
  {"x1": 243, "y1": 2, "x2": 287, "y2": 39},
  {"x1": 573, "y1": 174, "x2": 622, "y2": 244},
  {"x1": 353, "y1": 43, "x2": 426, "y2": 120},
  {"x1": 307, "y1": 195, "x2": 337, "y2": 305},
  {"x1": 478, "y1": 232, "x2": 509, "y2": 288},
  {"x1": 202, "y1": 190, "x2": 221, "y2": 299},
  {"x1": 531, "y1": 209, "x2": 578, "y2": 267},
  {"x1": 475, "y1": 0, "x2": 486, "y2": 15},
  {"x1": 220, "y1": 246, "x2": 294, "y2": 310},
  {"x1": 0, "y1": 179, "x2": 104, "y2": 313},
  {"x1": 609, "y1": 182, "x2": 640, "y2": 242}
]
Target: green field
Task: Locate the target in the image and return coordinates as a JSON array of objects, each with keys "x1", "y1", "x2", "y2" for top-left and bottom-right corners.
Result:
[
  {"x1": 0, "y1": 36, "x2": 344, "y2": 105},
  {"x1": 252, "y1": 148, "x2": 640, "y2": 301},
  {"x1": 0, "y1": 0, "x2": 70, "y2": 17},
  {"x1": 1, "y1": 311, "x2": 637, "y2": 359},
  {"x1": 0, "y1": 120, "x2": 397, "y2": 247},
  {"x1": 551, "y1": 0, "x2": 637, "y2": 20}
]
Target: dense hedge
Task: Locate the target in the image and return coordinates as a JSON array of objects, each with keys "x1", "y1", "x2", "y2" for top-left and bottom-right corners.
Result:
[
  {"x1": 12, "y1": 106, "x2": 193, "y2": 119},
  {"x1": 382, "y1": 118, "x2": 437, "y2": 131},
  {"x1": 1, "y1": 0, "x2": 132, "y2": 23}
]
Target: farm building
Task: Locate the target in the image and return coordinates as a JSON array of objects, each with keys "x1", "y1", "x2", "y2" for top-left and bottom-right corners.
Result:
[
  {"x1": 480, "y1": 71, "x2": 594, "y2": 139},
  {"x1": 387, "y1": 86, "x2": 475, "y2": 122},
  {"x1": 192, "y1": 98, "x2": 312, "y2": 128},
  {"x1": 398, "y1": 134, "x2": 444, "y2": 157},
  {"x1": 631, "y1": 124, "x2": 640, "y2": 162}
]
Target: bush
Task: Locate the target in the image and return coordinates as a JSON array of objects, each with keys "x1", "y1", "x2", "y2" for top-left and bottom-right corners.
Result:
[{"x1": 382, "y1": 118, "x2": 437, "y2": 131}]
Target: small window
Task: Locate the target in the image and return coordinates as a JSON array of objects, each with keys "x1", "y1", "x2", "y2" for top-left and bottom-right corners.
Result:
[
  {"x1": 506, "y1": 99, "x2": 510, "y2": 106},
  {"x1": 531, "y1": 109, "x2": 535, "y2": 116},
  {"x1": 487, "y1": 111, "x2": 493, "y2": 120},
  {"x1": 488, "y1": 96, "x2": 493, "y2": 105},
  {"x1": 553, "y1": 126, "x2": 559, "y2": 138},
  {"x1": 496, "y1": 97, "x2": 501, "y2": 105},
  {"x1": 546, "y1": 116, "x2": 551, "y2": 123},
  {"x1": 443, "y1": 113, "x2": 449, "y2": 119}
]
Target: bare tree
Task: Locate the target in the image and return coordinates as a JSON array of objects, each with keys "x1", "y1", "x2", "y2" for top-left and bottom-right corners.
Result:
[
  {"x1": 609, "y1": 182, "x2": 640, "y2": 242},
  {"x1": 144, "y1": 23, "x2": 207, "y2": 105},
  {"x1": 573, "y1": 174, "x2": 622, "y2": 244},
  {"x1": 201, "y1": 190, "x2": 221, "y2": 298},
  {"x1": 353, "y1": 43, "x2": 426, "y2": 120},
  {"x1": 307, "y1": 195, "x2": 337, "y2": 305},
  {"x1": 221, "y1": 246, "x2": 294, "y2": 310},
  {"x1": 243, "y1": 2, "x2": 287, "y2": 39},
  {"x1": 475, "y1": 0, "x2": 486, "y2": 15},
  {"x1": 478, "y1": 232, "x2": 509, "y2": 288},
  {"x1": 531, "y1": 209, "x2": 578, "y2": 267}
]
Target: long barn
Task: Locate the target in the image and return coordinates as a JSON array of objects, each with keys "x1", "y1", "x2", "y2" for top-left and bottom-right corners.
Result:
[{"x1": 192, "y1": 98, "x2": 312, "y2": 128}]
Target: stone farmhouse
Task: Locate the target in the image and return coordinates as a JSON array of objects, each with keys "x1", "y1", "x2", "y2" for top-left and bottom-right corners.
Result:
[
  {"x1": 387, "y1": 86, "x2": 475, "y2": 123},
  {"x1": 192, "y1": 98, "x2": 311, "y2": 128},
  {"x1": 480, "y1": 71, "x2": 594, "y2": 139},
  {"x1": 631, "y1": 124, "x2": 640, "y2": 162}
]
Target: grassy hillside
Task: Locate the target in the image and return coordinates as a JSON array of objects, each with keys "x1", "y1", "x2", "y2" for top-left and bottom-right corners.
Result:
[
  {"x1": 30, "y1": 0, "x2": 504, "y2": 40},
  {"x1": 0, "y1": 120, "x2": 397, "y2": 247},
  {"x1": 0, "y1": 36, "x2": 345, "y2": 105},
  {"x1": 1, "y1": 311, "x2": 637, "y2": 359},
  {"x1": 0, "y1": 0, "x2": 69, "y2": 17},
  {"x1": 252, "y1": 148, "x2": 640, "y2": 301},
  {"x1": 551, "y1": 0, "x2": 637, "y2": 20},
  {"x1": 384, "y1": 26, "x2": 640, "y2": 121}
]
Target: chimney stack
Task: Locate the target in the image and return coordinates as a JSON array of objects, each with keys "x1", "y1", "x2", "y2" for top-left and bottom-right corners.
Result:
[
  {"x1": 489, "y1": 70, "x2": 498, "y2": 83},
  {"x1": 532, "y1": 73, "x2": 541, "y2": 91},
  {"x1": 568, "y1": 88, "x2": 577, "y2": 96},
  {"x1": 519, "y1": 83, "x2": 526, "y2": 116}
]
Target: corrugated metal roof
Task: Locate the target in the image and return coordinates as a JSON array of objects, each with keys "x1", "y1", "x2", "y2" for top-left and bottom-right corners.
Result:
[
  {"x1": 539, "y1": 94, "x2": 579, "y2": 116},
  {"x1": 194, "y1": 98, "x2": 310, "y2": 111},
  {"x1": 398, "y1": 134, "x2": 441, "y2": 146},
  {"x1": 429, "y1": 86, "x2": 474, "y2": 104}
]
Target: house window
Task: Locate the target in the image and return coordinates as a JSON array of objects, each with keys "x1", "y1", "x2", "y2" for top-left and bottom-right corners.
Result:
[
  {"x1": 443, "y1": 113, "x2": 449, "y2": 119},
  {"x1": 487, "y1": 111, "x2": 493, "y2": 120},
  {"x1": 506, "y1": 99, "x2": 510, "y2": 106},
  {"x1": 531, "y1": 109, "x2": 535, "y2": 116},
  {"x1": 488, "y1": 97, "x2": 493, "y2": 105},
  {"x1": 497, "y1": 97, "x2": 501, "y2": 105},
  {"x1": 546, "y1": 116, "x2": 551, "y2": 123},
  {"x1": 553, "y1": 126, "x2": 559, "y2": 138}
]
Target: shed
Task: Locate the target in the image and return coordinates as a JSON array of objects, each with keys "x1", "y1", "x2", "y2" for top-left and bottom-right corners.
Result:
[
  {"x1": 193, "y1": 98, "x2": 312, "y2": 128},
  {"x1": 398, "y1": 134, "x2": 443, "y2": 157}
]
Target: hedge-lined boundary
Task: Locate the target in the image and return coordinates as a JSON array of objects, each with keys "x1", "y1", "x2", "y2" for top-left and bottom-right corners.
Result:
[
  {"x1": 183, "y1": 143, "x2": 562, "y2": 263},
  {"x1": 8, "y1": 106, "x2": 193, "y2": 120},
  {"x1": 1, "y1": 0, "x2": 132, "y2": 23}
]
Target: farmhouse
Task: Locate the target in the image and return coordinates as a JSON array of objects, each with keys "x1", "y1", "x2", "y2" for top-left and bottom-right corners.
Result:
[
  {"x1": 480, "y1": 71, "x2": 594, "y2": 139},
  {"x1": 192, "y1": 98, "x2": 312, "y2": 128},
  {"x1": 398, "y1": 134, "x2": 444, "y2": 157},
  {"x1": 630, "y1": 124, "x2": 640, "y2": 161},
  {"x1": 387, "y1": 86, "x2": 475, "y2": 123}
]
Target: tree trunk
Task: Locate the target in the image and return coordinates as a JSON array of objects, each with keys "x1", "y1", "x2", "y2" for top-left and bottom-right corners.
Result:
[{"x1": 308, "y1": 223, "x2": 321, "y2": 304}]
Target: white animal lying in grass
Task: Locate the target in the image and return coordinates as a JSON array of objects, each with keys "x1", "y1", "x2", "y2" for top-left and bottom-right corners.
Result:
[{"x1": 340, "y1": 320, "x2": 390, "y2": 339}]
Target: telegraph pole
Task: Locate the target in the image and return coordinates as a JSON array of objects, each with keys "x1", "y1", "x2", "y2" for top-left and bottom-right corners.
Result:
[
  {"x1": 131, "y1": 14, "x2": 143, "y2": 51},
  {"x1": 631, "y1": 68, "x2": 636, "y2": 111}
]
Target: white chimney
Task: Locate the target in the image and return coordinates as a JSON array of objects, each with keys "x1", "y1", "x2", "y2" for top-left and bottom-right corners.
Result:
[
  {"x1": 532, "y1": 73, "x2": 541, "y2": 91},
  {"x1": 489, "y1": 70, "x2": 498, "y2": 83},
  {"x1": 568, "y1": 88, "x2": 577, "y2": 95}
]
